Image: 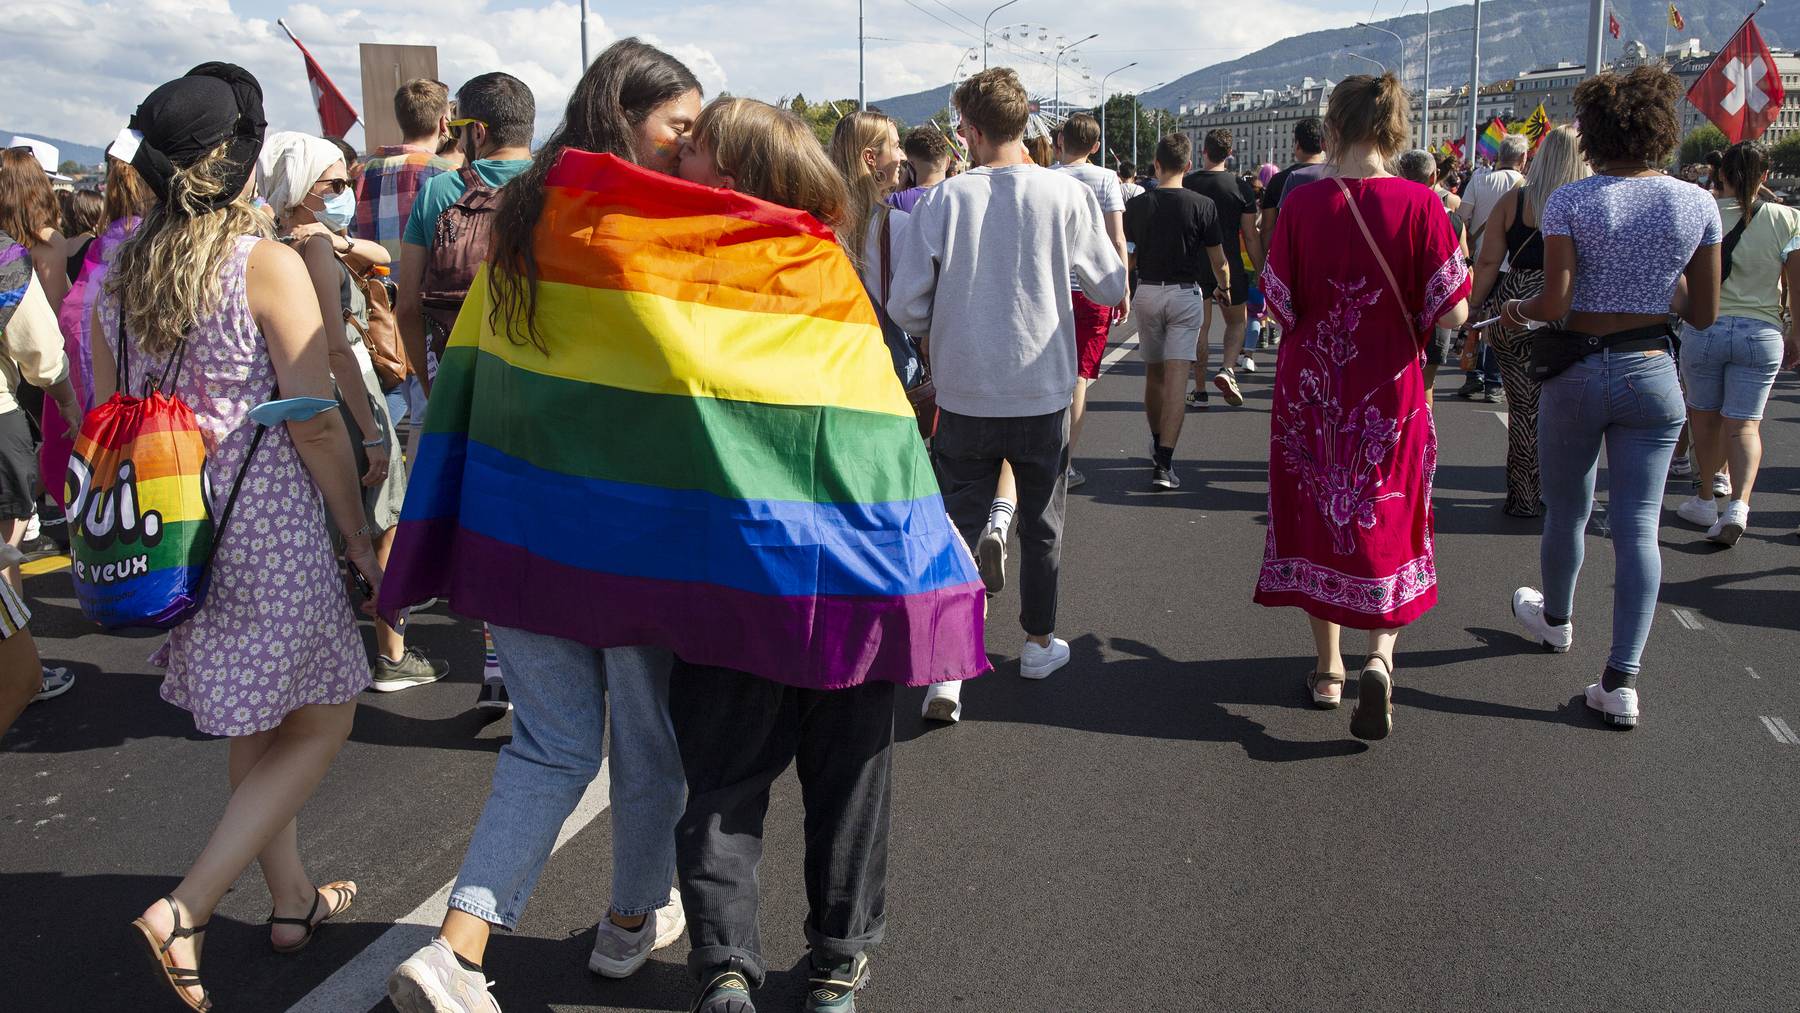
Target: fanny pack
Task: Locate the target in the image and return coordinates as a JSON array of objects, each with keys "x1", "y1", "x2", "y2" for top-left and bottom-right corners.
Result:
[{"x1": 1528, "y1": 323, "x2": 1671, "y2": 382}]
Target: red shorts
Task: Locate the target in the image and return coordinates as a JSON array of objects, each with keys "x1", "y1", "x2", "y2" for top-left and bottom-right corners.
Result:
[{"x1": 1072, "y1": 290, "x2": 1112, "y2": 379}]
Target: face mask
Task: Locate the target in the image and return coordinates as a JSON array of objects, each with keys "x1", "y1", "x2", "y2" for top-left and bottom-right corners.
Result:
[{"x1": 317, "y1": 188, "x2": 355, "y2": 232}]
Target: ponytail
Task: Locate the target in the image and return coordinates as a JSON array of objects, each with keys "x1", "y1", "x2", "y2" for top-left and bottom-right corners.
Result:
[{"x1": 1324, "y1": 72, "x2": 1411, "y2": 159}]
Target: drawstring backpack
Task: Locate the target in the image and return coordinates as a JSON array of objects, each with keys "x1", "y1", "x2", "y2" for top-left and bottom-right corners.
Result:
[{"x1": 65, "y1": 316, "x2": 265, "y2": 629}]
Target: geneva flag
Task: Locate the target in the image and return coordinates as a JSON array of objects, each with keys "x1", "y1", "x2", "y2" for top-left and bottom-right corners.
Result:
[{"x1": 1688, "y1": 16, "x2": 1785, "y2": 143}]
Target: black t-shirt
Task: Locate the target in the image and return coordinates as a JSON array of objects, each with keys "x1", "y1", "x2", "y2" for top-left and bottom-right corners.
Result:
[
  {"x1": 1182, "y1": 169, "x2": 1257, "y2": 265},
  {"x1": 1261, "y1": 162, "x2": 1309, "y2": 211},
  {"x1": 1124, "y1": 187, "x2": 1223, "y2": 285}
]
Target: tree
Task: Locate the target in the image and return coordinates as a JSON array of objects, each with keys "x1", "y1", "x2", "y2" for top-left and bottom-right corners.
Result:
[
  {"x1": 784, "y1": 95, "x2": 862, "y2": 147},
  {"x1": 1094, "y1": 93, "x2": 1159, "y2": 172},
  {"x1": 1678, "y1": 125, "x2": 1728, "y2": 168},
  {"x1": 1771, "y1": 134, "x2": 1800, "y2": 178},
  {"x1": 58, "y1": 159, "x2": 82, "y2": 175}
]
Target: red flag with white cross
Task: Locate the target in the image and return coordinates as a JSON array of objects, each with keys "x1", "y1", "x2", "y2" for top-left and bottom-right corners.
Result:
[{"x1": 1687, "y1": 15, "x2": 1786, "y2": 143}]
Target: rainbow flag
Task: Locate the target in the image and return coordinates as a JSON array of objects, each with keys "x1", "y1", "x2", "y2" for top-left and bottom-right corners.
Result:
[
  {"x1": 1476, "y1": 117, "x2": 1508, "y2": 163},
  {"x1": 378, "y1": 151, "x2": 989, "y2": 690}
]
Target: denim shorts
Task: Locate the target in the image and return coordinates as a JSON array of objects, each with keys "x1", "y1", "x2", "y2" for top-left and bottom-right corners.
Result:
[{"x1": 1679, "y1": 315, "x2": 1783, "y2": 420}]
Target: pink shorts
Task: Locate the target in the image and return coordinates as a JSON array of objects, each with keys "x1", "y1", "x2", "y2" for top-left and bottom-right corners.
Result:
[{"x1": 1072, "y1": 290, "x2": 1112, "y2": 379}]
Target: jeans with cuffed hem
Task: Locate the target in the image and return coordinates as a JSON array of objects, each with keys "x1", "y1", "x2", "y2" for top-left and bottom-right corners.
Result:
[
  {"x1": 447, "y1": 628, "x2": 684, "y2": 928},
  {"x1": 670, "y1": 662, "x2": 892, "y2": 986},
  {"x1": 1537, "y1": 347, "x2": 1683, "y2": 678},
  {"x1": 1679, "y1": 315, "x2": 1783, "y2": 421}
]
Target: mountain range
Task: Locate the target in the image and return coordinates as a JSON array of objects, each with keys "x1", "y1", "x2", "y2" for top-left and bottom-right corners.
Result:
[
  {"x1": 873, "y1": 0, "x2": 1800, "y2": 127},
  {"x1": 1, "y1": 130, "x2": 108, "y2": 169}
]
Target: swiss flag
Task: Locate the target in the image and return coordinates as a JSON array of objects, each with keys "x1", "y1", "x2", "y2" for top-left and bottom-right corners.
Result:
[
  {"x1": 1688, "y1": 16, "x2": 1786, "y2": 143},
  {"x1": 1608, "y1": 12, "x2": 1620, "y2": 39},
  {"x1": 278, "y1": 20, "x2": 359, "y2": 138}
]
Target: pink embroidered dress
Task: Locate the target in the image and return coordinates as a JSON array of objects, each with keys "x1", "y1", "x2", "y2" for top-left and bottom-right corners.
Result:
[{"x1": 1255, "y1": 176, "x2": 1470, "y2": 629}]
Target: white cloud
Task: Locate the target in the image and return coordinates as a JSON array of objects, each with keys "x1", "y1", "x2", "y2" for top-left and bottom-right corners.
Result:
[{"x1": 2, "y1": 0, "x2": 1365, "y2": 150}]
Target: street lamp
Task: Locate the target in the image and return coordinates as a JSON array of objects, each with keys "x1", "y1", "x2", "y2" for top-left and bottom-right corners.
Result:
[
  {"x1": 859, "y1": 0, "x2": 866, "y2": 110},
  {"x1": 580, "y1": 0, "x2": 591, "y2": 68},
  {"x1": 1342, "y1": 48, "x2": 1387, "y2": 73},
  {"x1": 982, "y1": 0, "x2": 1021, "y2": 70},
  {"x1": 1356, "y1": 20, "x2": 1407, "y2": 83},
  {"x1": 1099, "y1": 61, "x2": 1137, "y2": 166},
  {"x1": 1054, "y1": 32, "x2": 1098, "y2": 120}
]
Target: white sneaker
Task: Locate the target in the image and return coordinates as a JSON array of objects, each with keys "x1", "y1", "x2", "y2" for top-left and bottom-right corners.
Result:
[
  {"x1": 1707, "y1": 500, "x2": 1748, "y2": 546},
  {"x1": 1669, "y1": 454, "x2": 1693, "y2": 478},
  {"x1": 1019, "y1": 637, "x2": 1070, "y2": 680},
  {"x1": 1510, "y1": 587, "x2": 1572, "y2": 653},
  {"x1": 1675, "y1": 494, "x2": 1718, "y2": 529},
  {"x1": 1239, "y1": 355, "x2": 1257, "y2": 373},
  {"x1": 389, "y1": 938, "x2": 500, "y2": 1013},
  {"x1": 921, "y1": 680, "x2": 963, "y2": 722},
  {"x1": 1584, "y1": 681, "x2": 1639, "y2": 728},
  {"x1": 588, "y1": 891, "x2": 686, "y2": 978},
  {"x1": 1065, "y1": 466, "x2": 1087, "y2": 490},
  {"x1": 1711, "y1": 471, "x2": 1732, "y2": 497}
]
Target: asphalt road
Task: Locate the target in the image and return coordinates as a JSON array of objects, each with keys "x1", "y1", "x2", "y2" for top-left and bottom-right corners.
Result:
[{"x1": 4, "y1": 331, "x2": 1798, "y2": 1013}]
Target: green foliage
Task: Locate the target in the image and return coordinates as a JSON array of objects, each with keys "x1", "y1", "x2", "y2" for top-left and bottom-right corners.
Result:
[
  {"x1": 1771, "y1": 134, "x2": 1800, "y2": 178},
  {"x1": 57, "y1": 159, "x2": 82, "y2": 175},
  {"x1": 1678, "y1": 125, "x2": 1728, "y2": 168},
  {"x1": 1096, "y1": 93, "x2": 1162, "y2": 173},
  {"x1": 784, "y1": 95, "x2": 863, "y2": 147}
]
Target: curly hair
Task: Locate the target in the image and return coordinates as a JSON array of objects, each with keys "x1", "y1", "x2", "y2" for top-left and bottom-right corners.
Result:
[{"x1": 1573, "y1": 66, "x2": 1683, "y2": 166}]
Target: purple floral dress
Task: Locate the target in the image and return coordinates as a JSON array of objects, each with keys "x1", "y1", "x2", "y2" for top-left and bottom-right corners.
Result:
[{"x1": 100, "y1": 237, "x2": 367, "y2": 735}]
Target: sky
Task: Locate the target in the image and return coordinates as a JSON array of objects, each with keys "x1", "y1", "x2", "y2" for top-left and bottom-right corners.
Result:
[{"x1": 3, "y1": 0, "x2": 1392, "y2": 150}]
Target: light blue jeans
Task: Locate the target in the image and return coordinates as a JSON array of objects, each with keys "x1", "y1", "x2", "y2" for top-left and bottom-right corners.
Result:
[
  {"x1": 448, "y1": 628, "x2": 686, "y2": 928},
  {"x1": 1679, "y1": 315, "x2": 1784, "y2": 421},
  {"x1": 1537, "y1": 346, "x2": 1684, "y2": 678}
]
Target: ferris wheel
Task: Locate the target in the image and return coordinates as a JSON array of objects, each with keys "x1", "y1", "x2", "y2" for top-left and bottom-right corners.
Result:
[{"x1": 948, "y1": 24, "x2": 1098, "y2": 139}]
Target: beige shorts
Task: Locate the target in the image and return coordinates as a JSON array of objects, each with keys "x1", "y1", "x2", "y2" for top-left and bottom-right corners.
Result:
[{"x1": 1135, "y1": 282, "x2": 1209, "y2": 363}]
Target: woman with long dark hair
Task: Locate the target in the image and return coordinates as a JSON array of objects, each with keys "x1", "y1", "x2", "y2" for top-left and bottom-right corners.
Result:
[
  {"x1": 385, "y1": 39, "x2": 703, "y2": 1013},
  {"x1": 1507, "y1": 66, "x2": 1721, "y2": 729}
]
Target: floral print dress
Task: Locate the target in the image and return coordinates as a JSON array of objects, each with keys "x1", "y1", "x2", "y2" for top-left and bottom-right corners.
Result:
[
  {"x1": 1255, "y1": 177, "x2": 1470, "y2": 629},
  {"x1": 99, "y1": 237, "x2": 368, "y2": 735}
]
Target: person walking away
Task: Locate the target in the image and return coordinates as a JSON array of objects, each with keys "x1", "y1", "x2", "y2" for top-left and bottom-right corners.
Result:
[
  {"x1": 257, "y1": 131, "x2": 443, "y2": 699},
  {"x1": 1051, "y1": 112, "x2": 1129, "y2": 489},
  {"x1": 1186, "y1": 129, "x2": 1264, "y2": 398},
  {"x1": 888, "y1": 126, "x2": 951, "y2": 212},
  {"x1": 889, "y1": 67, "x2": 1126, "y2": 721},
  {"x1": 1255, "y1": 73, "x2": 1471, "y2": 740},
  {"x1": 1453, "y1": 134, "x2": 1527, "y2": 399},
  {"x1": 354, "y1": 78, "x2": 458, "y2": 446},
  {"x1": 383, "y1": 41, "x2": 702, "y2": 1013},
  {"x1": 1261, "y1": 115, "x2": 1328, "y2": 245},
  {"x1": 1467, "y1": 125, "x2": 1589, "y2": 517},
  {"x1": 1506, "y1": 66, "x2": 1721, "y2": 729},
  {"x1": 394, "y1": 71, "x2": 537, "y2": 713},
  {"x1": 1671, "y1": 141, "x2": 1799, "y2": 545},
  {"x1": 1396, "y1": 149, "x2": 1471, "y2": 406},
  {"x1": 1434, "y1": 152, "x2": 1463, "y2": 215},
  {"x1": 0, "y1": 229, "x2": 80, "y2": 706},
  {"x1": 104, "y1": 64, "x2": 381, "y2": 1011},
  {"x1": 1125, "y1": 132, "x2": 1229, "y2": 491},
  {"x1": 1117, "y1": 162, "x2": 1145, "y2": 203},
  {"x1": 0, "y1": 146, "x2": 70, "y2": 313}
]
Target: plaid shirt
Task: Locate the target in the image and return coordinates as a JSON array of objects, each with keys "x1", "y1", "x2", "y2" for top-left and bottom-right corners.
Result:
[{"x1": 354, "y1": 144, "x2": 459, "y2": 259}]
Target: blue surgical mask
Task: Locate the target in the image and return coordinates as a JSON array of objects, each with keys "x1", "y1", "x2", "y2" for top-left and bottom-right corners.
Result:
[{"x1": 318, "y1": 189, "x2": 356, "y2": 232}]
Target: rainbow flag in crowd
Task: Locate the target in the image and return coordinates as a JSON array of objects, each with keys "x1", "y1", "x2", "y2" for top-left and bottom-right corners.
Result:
[
  {"x1": 1476, "y1": 117, "x2": 1508, "y2": 163},
  {"x1": 379, "y1": 151, "x2": 989, "y2": 690}
]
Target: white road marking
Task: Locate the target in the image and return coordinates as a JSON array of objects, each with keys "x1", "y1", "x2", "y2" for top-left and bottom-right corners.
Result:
[
  {"x1": 1490, "y1": 410, "x2": 1510, "y2": 428},
  {"x1": 1670, "y1": 608, "x2": 1703, "y2": 631},
  {"x1": 1759, "y1": 716, "x2": 1800, "y2": 745},
  {"x1": 285, "y1": 770, "x2": 613, "y2": 1013},
  {"x1": 1098, "y1": 334, "x2": 1141, "y2": 375},
  {"x1": 1746, "y1": 667, "x2": 1761, "y2": 680}
]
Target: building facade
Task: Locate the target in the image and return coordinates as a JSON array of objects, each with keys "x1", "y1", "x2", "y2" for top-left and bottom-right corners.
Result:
[{"x1": 1173, "y1": 76, "x2": 1514, "y2": 162}]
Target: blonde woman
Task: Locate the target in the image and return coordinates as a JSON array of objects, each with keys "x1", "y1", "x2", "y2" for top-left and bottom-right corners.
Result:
[
  {"x1": 103, "y1": 66, "x2": 377, "y2": 1011},
  {"x1": 1468, "y1": 124, "x2": 1590, "y2": 517},
  {"x1": 828, "y1": 110, "x2": 903, "y2": 281}
]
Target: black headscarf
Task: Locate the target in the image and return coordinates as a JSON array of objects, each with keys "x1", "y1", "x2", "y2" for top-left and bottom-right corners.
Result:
[{"x1": 127, "y1": 62, "x2": 267, "y2": 214}]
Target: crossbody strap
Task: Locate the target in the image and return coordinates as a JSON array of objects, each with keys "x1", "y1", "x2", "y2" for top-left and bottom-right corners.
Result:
[{"x1": 1333, "y1": 176, "x2": 1412, "y2": 332}]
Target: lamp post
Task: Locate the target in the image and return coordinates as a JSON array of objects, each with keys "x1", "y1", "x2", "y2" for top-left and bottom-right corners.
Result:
[
  {"x1": 1342, "y1": 48, "x2": 1387, "y2": 73},
  {"x1": 1356, "y1": 20, "x2": 1407, "y2": 84},
  {"x1": 1054, "y1": 32, "x2": 1099, "y2": 120},
  {"x1": 580, "y1": 0, "x2": 591, "y2": 68},
  {"x1": 982, "y1": 0, "x2": 1021, "y2": 70},
  {"x1": 1466, "y1": 0, "x2": 1483, "y2": 164},
  {"x1": 1133, "y1": 80, "x2": 1165, "y2": 171},
  {"x1": 1422, "y1": 1, "x2": 1431, "y2": 147},
  {"x1": 1585, "y1": 0, "x2": 1606, "y2": 80},
  {"x1": 858, "y1": 0, "x2": 866, "y2": 110},
  {"x1": 1098, "y1": 62, "x2": 1137, "y2": 167}
]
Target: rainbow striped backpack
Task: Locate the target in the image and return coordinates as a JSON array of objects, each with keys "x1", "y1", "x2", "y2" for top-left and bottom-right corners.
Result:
[{"x1": 65, "y1": 319, "x2": 263, "y2": 629}]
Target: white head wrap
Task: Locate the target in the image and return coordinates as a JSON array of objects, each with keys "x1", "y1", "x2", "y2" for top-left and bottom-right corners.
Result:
[{"x1": 255, "y1": 130, "x2": 343, "y2": 218}]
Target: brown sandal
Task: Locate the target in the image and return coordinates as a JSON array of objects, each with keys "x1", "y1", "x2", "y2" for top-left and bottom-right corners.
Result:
[
  {"x1": 1304, "y1": 671, "x2": 1346, "y2": 709},
  {"x1": 1351, "y1": 655, "x2": 1394, "y2": 741},
  {"x1": 131, "y1": 896, "x2": 211, "y2": 1011},
  {"x1": 268, "y1": 881, "x2": 357, "y2": 954}
]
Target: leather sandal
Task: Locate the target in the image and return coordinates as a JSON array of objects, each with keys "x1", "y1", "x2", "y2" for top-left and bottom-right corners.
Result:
[
  {"x1": 1304, "y1": 670, "x2": 1346, "y2": 709},
  {"x1": 268, "y1": 881, "x2": 357, "y2": 954},
  {"x1": 131, "y1": 896, "x2": 211, "y2": 1011},
  {"x1": 1351, "y1": 655, "x2": 1394, "y2": 741}
]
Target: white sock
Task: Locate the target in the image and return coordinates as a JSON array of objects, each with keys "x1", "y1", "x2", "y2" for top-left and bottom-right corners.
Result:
[{"x1": 987, "y1": 498, "x2": 1017, "y2": 539}]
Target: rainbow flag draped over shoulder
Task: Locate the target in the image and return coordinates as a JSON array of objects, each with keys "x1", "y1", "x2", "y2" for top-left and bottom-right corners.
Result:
[
  {"x1": 1476, "y1": 117, "x2": 1507, "y2": 163},
  {"x1": 378, "y1": 151, "x2": 989, "y2": 690}
]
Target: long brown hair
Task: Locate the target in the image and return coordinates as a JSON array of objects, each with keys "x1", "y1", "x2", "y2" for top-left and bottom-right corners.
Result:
[
  {"x1": 487, "y1": 38, "x2": 701, "y2": 351},
  {"x1": 1324, "y1": 73, "x2": 1411, "y2": 160},
  {"x1": 828, "y1": 110, "x2": 896, "y2": 268},
  {"x1": 102, "y1": 157, "x2": 154, "y2": 225},
  {"x1": 0, "y1": 147, "x2": 59, "y2": 247},
  {"x1": 696, "y1": 98, "x2": 848, "y2": 230}
]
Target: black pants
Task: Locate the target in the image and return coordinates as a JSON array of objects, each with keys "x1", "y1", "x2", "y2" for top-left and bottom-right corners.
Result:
[
  {"x1": 931, "y1": 408, "x2": 1069, "y2": 636},
  {"x1": 669, "y1": 661, "x2": 894, "y2": 985}
]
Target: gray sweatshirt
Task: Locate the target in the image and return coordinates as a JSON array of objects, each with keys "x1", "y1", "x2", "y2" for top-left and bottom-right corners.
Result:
[{"x1": 886, "y1": 164, "x2": 1127, "y2": 418}]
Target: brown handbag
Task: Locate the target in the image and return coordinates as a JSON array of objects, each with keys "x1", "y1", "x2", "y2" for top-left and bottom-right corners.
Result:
[{"x1": 879, "y1": 211, "x2": 938, "y2": 440}]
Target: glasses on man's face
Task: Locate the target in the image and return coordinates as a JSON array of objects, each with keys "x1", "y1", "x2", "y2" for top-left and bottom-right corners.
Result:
[{"x1": 315, "y1": 177, "x2": 353, "y2": 195}]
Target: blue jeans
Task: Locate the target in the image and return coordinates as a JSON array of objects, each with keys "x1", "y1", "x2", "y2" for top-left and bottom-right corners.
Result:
[
  {"x1": 1478, "y1": 344, "x2": 1503, "y2": 387},
  {"x1": 384, "y1": 376, "x2": 427, "y2": 430},
  {"x1": 1679, "y1": 315, "x2": 1784, "y2": 421},
  {"x1": 1536, "y1": 347, "x2": 1684, "y2": 677},
  {"x1": 448, "y1": 628, "x2": 685, "y2": 928}
]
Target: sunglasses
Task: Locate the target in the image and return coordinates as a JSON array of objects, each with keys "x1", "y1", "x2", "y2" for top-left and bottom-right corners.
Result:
[
  {"x1": 314, "y1": 177, "x2": 353, "y2": 195},
  {"x1": 447, "y1": 117, "x2": 486, "y2": 132}
]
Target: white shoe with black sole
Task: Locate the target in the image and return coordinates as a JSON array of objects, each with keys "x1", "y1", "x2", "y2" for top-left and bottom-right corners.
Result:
[{"x1": 1510, "y1": 587, "x2": 1572, "y2": 653}]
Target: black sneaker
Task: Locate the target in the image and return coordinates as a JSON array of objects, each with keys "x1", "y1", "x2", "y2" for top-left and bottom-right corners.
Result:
[
  {"x1": 1186, "y1": 388, "x2": 1210, "y2": 410},
  {"x1": 17, "y1": 533, "x2": 60, "y2": 562},
  {"x1": 690, "y1": 968, "x2": 755, "y2": 1013},
  {"x1": 1453, "y1": 377, "x2": 1483, "y2": 399},
  {"x1": 369, "y1": 649, "x2": 449, "y2": 692},
  {"x1": 1151, "y1": 465, "x2": 1181, "y2": 490},
  {"x1": 1481, "y1": 386, "x2": 1505, "y2": 404},
  {"x1": 476, "y1": 680, "x2": 511, "y2": 712},
  {"x1": 805, "y1": 953, "x2": 868, "y2": 1012}
]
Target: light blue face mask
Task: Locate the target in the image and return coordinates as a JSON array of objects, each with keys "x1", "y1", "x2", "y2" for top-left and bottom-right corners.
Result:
[{"x1": 317, "y1": 188, "x2": 356, "y2": 232}]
